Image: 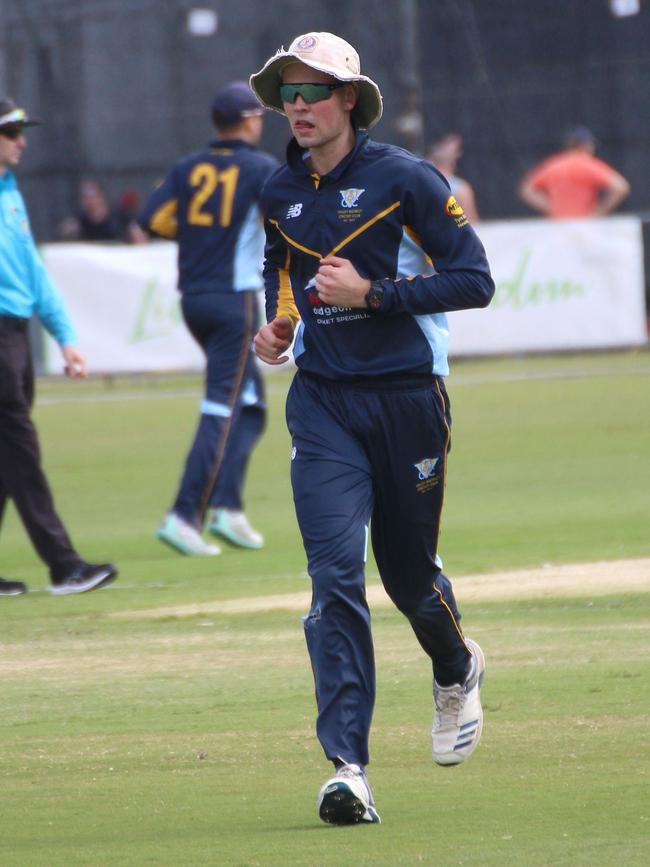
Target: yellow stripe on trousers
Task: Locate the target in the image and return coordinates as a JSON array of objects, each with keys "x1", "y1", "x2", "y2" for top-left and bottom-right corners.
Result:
[{"x1": 432, "y1": 378, "x2": 468, "y2": 649}]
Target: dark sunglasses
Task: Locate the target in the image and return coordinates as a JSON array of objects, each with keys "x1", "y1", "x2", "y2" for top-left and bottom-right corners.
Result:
[
  {"x1": 0, "y1": 126, "x2": 25, "y2": 140},
  {"x1": 279, "y1": 82, "x2": 345, "y2": 105}
]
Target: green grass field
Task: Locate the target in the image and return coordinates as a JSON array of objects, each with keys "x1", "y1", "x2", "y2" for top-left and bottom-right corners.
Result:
[{"x1": 2, "y1": 350, "x2": 649, "y2": 866}]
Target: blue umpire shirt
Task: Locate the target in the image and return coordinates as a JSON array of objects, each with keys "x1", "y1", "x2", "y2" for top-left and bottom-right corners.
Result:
[
  {"x1": 262, "y1": 131, "x2": 495, "y2": 379},
  {"x1": 0, "y1": 169, "x2": 77, "y2": 346},
  {"x1": 138, "y1": 138, "x2": 279, "y2": 294}
]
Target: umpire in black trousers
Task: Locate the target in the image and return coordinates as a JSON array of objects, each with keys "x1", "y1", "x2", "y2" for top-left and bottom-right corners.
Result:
[{"x1": 0, "y1": 98, "x2": 116, "y2": 596}]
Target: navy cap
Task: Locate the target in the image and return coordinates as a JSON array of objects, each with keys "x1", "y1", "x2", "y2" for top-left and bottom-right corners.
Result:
[
  {"x1": 211, "y1": 81, "x2": 264, "y2": 125},
  {"x1": 564, "y1": 125, "x2": 596, "y2": 148}
]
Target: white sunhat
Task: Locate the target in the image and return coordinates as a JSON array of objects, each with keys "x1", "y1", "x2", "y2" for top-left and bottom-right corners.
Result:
[{"x1": 249, "y1": 31, "x2": 383, "y2": 130}]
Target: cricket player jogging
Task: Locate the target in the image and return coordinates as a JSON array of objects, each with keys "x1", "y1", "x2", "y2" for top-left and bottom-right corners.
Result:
[
  {"x1": 139, "y1": 82, "x2": 279, "y2": 555},
  {"x1": 251, "y1": 32, "x2": 495, "y2": 825}
]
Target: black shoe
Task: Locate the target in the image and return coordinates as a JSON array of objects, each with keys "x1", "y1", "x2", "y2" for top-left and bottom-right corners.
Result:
[
  {"x1": 50, "y1": 562, "x2": 117, "y2": 596},
  {"x1": 0, "y1": 577, "x2": 28, "y2": 596}
]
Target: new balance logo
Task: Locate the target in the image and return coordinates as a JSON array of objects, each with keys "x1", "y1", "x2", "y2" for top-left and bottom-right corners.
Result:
[{"x1": 286, "y1": 203, "x2": 303, "y2": 219}]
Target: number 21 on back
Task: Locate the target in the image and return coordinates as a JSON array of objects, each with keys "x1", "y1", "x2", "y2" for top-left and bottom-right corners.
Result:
[{"x1": 188, "y1": 163, "x2": 240, "y2": 228}]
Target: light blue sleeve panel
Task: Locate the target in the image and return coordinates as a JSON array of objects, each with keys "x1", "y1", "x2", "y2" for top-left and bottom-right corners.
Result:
[
  {"x1": 397, "y1": 228, "x2": 449, "y2": 377},
  {"x1": 292, "y1": 320, "x2": 305, "y2": 361},
  {"x1": 396, "y1": 227, "x2": 435, "y2": 281},
  {"x1": 412, "y1": 313, "x2": 449, "y2": 376},
  {"x1": 233, "y1": 203, "x2": 265, "y2": 291}
]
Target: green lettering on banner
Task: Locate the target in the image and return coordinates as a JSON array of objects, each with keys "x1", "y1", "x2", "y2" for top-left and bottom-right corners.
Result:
[
  {"x1": 129, "y1": 277, "x2": 181, "y2": 343},
  {"x1": 493, "y1": 248, "x2": 585, "y2": 309}
]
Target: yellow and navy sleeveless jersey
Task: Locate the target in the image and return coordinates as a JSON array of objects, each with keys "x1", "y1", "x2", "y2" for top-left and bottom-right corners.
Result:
[
  {"x1": 139, "y1": 139, "x2": 279, "y2": 294},
  {"x1": 261, "y1": 132, "x2": 494, "y2": 379}
]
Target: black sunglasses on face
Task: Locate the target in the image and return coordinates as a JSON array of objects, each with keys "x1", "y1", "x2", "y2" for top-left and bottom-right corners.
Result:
[
  {"x1": 279, "y1": 82, "x2": 346, "y2": 105},
  {"x1": 0, "y1": 126, "x2": 25, "y2": 140}
]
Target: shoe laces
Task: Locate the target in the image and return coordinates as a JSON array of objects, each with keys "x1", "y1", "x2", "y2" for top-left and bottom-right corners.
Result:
[
  {"x1": 336, "y1": 763, "x2": 363, "y2": 780},
  {"x1": 434, "y1": 683, "x2": 464, "y2": 724},
  {"x1": 229, "y1": 511, "x2": 253, "y2": 533},
  {"x1": 434, "y1": 650, "x2": 476, "y2": 722},
  {"x1": 176, "y1": 519, "x2": 202, "y2": 542},
  {"x1": 335, "y1": 764, "x2": 374, "y2": 804}
]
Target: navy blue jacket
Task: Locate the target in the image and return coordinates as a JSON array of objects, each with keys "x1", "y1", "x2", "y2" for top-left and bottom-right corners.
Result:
[
  {"x1": 139, "y1": 139, "x2": 278, "y2": 294},
  {"x1": 261, "y1": 132, "x2": 494, "y2": 379}
]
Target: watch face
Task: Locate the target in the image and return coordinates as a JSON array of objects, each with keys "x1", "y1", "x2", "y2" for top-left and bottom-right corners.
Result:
[{"x1": 367, "y1": 289, "x2": 383, "y2": 310}]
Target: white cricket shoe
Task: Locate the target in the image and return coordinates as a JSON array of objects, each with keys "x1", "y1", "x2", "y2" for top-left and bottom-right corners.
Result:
[
  {"x1": 432, "y1": 638, "x2": 485, "y2": 766},
  {"x1": 206, "y1": 508, "x2": 264, "y2": 549},
  {"x1": 156, "y1": 513, "x2": 221, "y2": 556},
  {"x1": 317, "y1": 763, "x2": 381, "y2": 825}
]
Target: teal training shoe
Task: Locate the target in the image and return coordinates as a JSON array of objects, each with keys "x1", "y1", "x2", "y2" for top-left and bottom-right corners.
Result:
[
  {"x1": 206, "y1": 508, "x2": 264, "y2": 549},
  {"x1": 156, "y1": 513, "x2": 221, "y2": 556}
]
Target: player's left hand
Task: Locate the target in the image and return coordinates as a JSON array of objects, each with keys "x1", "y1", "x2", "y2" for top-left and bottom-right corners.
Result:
[
  {"x1": 316, "y1": 256, "x2": 371, "y2": 308},
  {"x1": 61, "y1": 345, "x2": 88, "y2": 379}
]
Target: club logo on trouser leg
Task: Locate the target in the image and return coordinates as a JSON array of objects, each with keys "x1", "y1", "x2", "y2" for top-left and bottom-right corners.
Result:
[{"x1": 414, "y1": 457, "x2": 440, "y2": 493}]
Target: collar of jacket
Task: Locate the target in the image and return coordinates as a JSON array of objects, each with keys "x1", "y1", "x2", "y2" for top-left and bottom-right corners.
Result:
[
  {"x1": 286, "y1": 130, "x2": 369, "y2": 181},
  {"x1": 209, "y1": 138, "x2": 256, "y2": 150}
]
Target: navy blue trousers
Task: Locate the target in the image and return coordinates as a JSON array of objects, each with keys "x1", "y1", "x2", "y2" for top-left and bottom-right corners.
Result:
[
  {"x1": 172, "y1": 291, "x2": 265, "y2": 526},
  {"x1": 286, "y1": 372, "x2": 470, "y2": 768}
]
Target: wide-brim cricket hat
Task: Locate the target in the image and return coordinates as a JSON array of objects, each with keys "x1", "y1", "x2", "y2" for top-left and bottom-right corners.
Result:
[
  {"x1": 249, "y1": 32, "x2": 383, "y2": 130},
  {"x1": 0, "y1": 98, "x2": 40, "y2": 129}
]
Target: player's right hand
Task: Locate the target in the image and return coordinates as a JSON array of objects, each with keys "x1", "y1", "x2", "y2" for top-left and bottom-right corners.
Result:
[
  {"x1": 254, "y1": 316, "x2": 294, "y2": 365},
  {"x1": 61, "y1": 345, "x2": 88, "y2": 378}
]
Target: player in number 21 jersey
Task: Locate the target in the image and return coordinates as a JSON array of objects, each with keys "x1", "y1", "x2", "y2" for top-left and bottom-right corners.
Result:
[{"x1": 138, "y1": 81, "x2": 279, "y2": 557}]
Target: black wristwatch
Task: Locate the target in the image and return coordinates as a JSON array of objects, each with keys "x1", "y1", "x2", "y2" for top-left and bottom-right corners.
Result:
[{"x1": 364, "y1": 280, "x2": 384, "y2": 311}]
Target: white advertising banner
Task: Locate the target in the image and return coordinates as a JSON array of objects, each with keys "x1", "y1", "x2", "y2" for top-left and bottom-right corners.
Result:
[
  {"x1": 41, "y1": 242, "x2": 204, "y2": 374},
  {"x1": 40, "y1": 216, "x2": 647, "y2": 374},
  {"x1": 448, "y1": 215, "x2": 647, "y2": 354}
]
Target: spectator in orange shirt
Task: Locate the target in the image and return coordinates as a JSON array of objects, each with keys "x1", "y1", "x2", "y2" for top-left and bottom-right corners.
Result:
[{"x1": 518, "y1": 127, "x2": 630, "y2": 219}]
